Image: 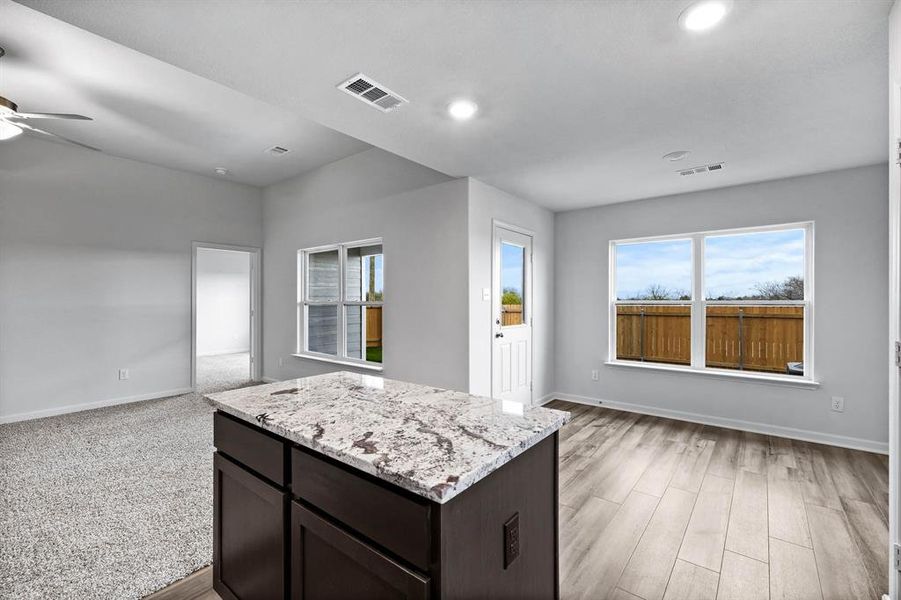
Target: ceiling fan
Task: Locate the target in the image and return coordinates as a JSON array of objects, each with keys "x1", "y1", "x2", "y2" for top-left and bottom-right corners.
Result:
[{"x1": 0, "y1": 47, "x2": 99, "y2": 151}]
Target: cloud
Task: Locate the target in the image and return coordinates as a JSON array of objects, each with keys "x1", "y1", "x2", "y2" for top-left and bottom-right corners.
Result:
[{"x1": 615, "y1": 229, "x2": 805, "y2": 300}]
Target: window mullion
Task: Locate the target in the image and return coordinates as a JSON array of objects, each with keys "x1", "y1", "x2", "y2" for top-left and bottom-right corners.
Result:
[
  {"x1": 691, "y1": 234, "x2": 705, "y2": 369},
  {"x1": 338, "y1": 245, "x2": 346, "y2": 360}
]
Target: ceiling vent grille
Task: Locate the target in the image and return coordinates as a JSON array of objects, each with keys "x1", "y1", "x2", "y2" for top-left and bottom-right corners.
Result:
[
  {"x1": 678, "y1": 162, "x2": 725, "y2": 176},
  {"x1": 266, "y1": 146, "x2": 290, "y2": 156},
  {"x1": 338, "y1": 73, "x2": 408, "y2": 113}
]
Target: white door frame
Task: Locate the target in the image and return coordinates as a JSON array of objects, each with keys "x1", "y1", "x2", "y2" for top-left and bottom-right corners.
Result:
[
  {"x1": 491, "y1": 219, "x2": 534, "y2": 404},
  {"x1": 889, "y1": 81, "x2": 901, "y2": 600},
  {"x1": 191, "y1": 241, "x2": 262, "y2": 390}
]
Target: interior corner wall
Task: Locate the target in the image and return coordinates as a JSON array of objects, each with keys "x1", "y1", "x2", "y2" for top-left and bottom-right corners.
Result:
[
  {"x1": 261, "y1": 148, "x2": 471, "y2": 391},
  {"x1": 554, "y1": 164, "x2": 889, "y2": 449},
  {"x1": 467, "y1": 178, "x2": 555, "y2": 403},
  {"x1": 0, "y1": 137, "x2": 263, "y2": 422}
]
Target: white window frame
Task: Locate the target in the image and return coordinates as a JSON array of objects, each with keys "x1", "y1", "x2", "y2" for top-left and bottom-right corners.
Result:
[
  {"x1": 296, "y1": 238, "x2": 384, "y2": 371},
  {"x1": 607, "y1": 222, "x2": 817, "y2": 387}
]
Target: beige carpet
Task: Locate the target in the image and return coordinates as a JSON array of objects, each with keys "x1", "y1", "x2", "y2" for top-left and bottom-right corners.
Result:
[{"x1": 0, "y1": 358, "x2": 260, "y2": 599}]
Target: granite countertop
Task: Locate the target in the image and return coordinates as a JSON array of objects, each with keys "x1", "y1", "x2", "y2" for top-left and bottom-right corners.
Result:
[{"x1": 205, "y1": 371, "x2": 570, "y2": 503}]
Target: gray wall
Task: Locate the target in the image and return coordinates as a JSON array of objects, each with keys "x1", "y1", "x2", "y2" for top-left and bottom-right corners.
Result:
[
  {"x1": 0, "y1": 137, "x2": 262, "y2": 421},
  {"x1": 554, "y1": 164, "x2": 889, "y2": 448},
  {"x1": 467, "y1": 179, "x2": 555, "y2": 402},
  {"x1": 196, "y1": 248, "x2": 251, "y2": 356},
  {"x1": 260, "y1": 148, "x2": 471, "y2": 390}
]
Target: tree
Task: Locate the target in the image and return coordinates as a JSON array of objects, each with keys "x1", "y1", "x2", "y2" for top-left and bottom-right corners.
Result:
[
  {"x1": 502, "y1": 288, "x2": 523, "y2": 305},
  {"x1": 753, "y1": 276, "x2": 803, "y2": 300},
  {"x1": 635, "y1": 284, "x2": 690, "y2": 301}
]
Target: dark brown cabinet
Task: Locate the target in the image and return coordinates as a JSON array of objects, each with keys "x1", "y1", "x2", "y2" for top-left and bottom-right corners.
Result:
[
  {"x1": 291, "y1": 502, "x2": 429, "y2": 600},
  {"x1": 213, "y1": 452, "x2": 286, "y2": 600},
  {"x1": 213, "y1": 410, "x2": 558, "y2": 600}
]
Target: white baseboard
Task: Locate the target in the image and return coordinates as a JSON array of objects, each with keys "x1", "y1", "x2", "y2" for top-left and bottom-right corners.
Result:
[
  {"x1": 0, "y1": 387, "x2": 195, "y2": 425},
  {"x1": 261, "y1": 376, "x2": 280, "y2": 383},
  {"x1": 546, "y1": 391, "x2": 888, "y2": 455}
]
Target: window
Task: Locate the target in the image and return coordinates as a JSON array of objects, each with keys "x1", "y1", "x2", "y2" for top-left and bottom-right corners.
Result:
[
  {"x1": 299, "y1": 239, "x2": 383, "y2": 366},
  {"x1": 610, "y1": 223, "x2": 813, "y2": 381}
]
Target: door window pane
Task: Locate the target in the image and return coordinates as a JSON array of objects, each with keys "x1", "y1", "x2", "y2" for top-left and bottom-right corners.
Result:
[
  {"x1": 616, "y1": 304, "x2": 691, "y2": 365},
  {"x1": 346, "y1": 245, "x2": 384, "y2": 302},
  {"x1": 615, "y1": 240, "x2": 692, "y2": 301},
  {"x1": 706, "y1": 305, "x2": 804, "y2": 375},
  {"x1": 307, "y1": 305, "x2": 338, "y2": 355},
  {"x1": 346, "y1": 306, "x2": 383, "y2": 363},
  {"x1": 501, "y1": 242, "x2": 525, "y2": 326},
  {"x1": 307, "y1": 250, "x2": 339, "y2": 301},
  {"x1": 705, "y1": 229, "x2": 805, "y2": 300}
]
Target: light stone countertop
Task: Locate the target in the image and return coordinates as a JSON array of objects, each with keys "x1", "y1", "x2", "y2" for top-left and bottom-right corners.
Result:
[{"x1": 206, "y1": 371, "x2": 570, "y2": 503}]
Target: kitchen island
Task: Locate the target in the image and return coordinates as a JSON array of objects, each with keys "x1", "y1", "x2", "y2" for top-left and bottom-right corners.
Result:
[{"x1": 206, "y1": 371, "x2": 570, "y2": 600}]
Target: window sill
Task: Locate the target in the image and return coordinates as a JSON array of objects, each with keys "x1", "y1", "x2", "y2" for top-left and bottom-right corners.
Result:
[
  {"x1": 604, "y1": 360, "x2": 820, "y2": 389},
  {"x1": 292, "y1": 353, "x2": 384, "y2": 372}
]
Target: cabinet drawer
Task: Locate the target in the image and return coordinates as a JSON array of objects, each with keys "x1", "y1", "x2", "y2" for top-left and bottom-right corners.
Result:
[
  {"x1": 291, "y1": 501, "x2": 429, "y2": 600},
  {"x1": 214, "y1": 411, "x2": 286, "y2": 486},
  {"x1": 291, "y1": 447, "x2": 431, "y2": 572}
]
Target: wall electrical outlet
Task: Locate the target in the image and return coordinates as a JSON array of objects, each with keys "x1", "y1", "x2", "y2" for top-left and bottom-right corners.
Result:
[
  {"x1": 830, "y1": 396, "x2": 844, "y2": 412},
  {"x1": 278, "y1": 357, "x2": 284, "y2": 368},
  {"x1": 503, "y1": 513, "x2": 520, "y2": 569},
  {"x1": 591, "y1": 369, "x2": 599, "y2": 381},
  {"x1": 118, "y1": 368, "x2": 129, "y2": 381},
  {"x1": 482, "y1": 288, "x2": 491, "y2": 301}
]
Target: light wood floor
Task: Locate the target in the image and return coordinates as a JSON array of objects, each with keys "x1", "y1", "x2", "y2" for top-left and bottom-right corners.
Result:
[
  {"x1": 148, "y1": 401, "x2": 889, "y2": 600},
  {"x1": 550, "y1": 400, "x2": 889, "y2": 600}
]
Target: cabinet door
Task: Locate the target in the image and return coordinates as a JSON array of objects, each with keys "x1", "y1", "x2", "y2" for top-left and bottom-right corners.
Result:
[
  {"x1": 291, "y1": 502, "x2": 429, "y2": 600},
  {"x1": 214, "y1": 452, "x2": 286, "y2": 600}
]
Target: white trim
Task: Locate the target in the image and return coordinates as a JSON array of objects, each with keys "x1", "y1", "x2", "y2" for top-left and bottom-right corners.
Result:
[
  {"x1": 0, "y1": 387, "x2": 195, "y2": 424},
  {"x1": 292, "y1": 353, "x2": 384, "y2": 372},
  {"x1": 261, "y1": 376, "x2": 280, "y2": 383},
  {"x1": 604, "y1": 360, "x2": 820, "y2": 389},
  {"x1": 191, "y1": 242, "x2": 262, "y2": 390},
  {"x1": 547, "y1": 392, "x2": 888, "y2": 455},
  {"x1": 536, "y1": 392, "x2": 557, "y2": 407}
]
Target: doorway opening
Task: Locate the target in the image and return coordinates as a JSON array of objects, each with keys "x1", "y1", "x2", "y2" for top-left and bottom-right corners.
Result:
[
  {"x1": 192, "y1": 243, "x2": 261, "y2": 394},
  {"x1": 492, "y1": 222, "x2": 533, "y2": 405}
]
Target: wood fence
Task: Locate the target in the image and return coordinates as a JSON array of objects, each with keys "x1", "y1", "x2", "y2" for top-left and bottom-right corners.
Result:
[
  {"x1": 616, "y1": 304, "x2": 803, "y2": 373},
  {"x1": 502, "y1": 304, "x2": 524, "y2": 326},
  {"x1": 366, "y1": 306, "x2": 382, "y2": 348}
]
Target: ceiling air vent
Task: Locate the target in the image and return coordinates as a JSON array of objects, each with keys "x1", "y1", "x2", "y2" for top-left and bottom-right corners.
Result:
[
  {"x1": 338, "y1": 73, "x2": 408, "y2": 113},
  {"x1": 266, "y1": 146, "x2": 290, "y2": 156},
  {"x1": 678, "y1": 162, "x2": 725, "y2": 176}
]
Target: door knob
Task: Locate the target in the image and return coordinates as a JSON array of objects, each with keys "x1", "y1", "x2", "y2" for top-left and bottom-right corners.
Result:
[{"x1": 495, "y1": 332, "x2": 504, "y2": 338}]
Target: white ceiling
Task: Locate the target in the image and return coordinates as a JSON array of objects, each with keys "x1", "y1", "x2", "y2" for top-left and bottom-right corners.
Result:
[
  {"x1": 14, "y1": 0, "x2": 892, "y2": 210},
  {"x1": 0, "y1": 0, "x2": 370, "y2": 186}
]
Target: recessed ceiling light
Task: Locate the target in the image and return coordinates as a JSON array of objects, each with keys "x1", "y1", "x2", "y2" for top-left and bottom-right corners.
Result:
[
  {"x1": 663, "y1": 150, "x2": 690, "y2": 162},
  {"x1": 214, "y1": 167, "x2": 229, "y2": 176},
  {"x1": 679, "y1": 0, "x2": 731, "y2": 32},
  {"x1": 0, "y1": 120, "x2": 22, "y2": 141},
  {"x1": 448, "y1": 99, "x2": 478, "y2": 121}
]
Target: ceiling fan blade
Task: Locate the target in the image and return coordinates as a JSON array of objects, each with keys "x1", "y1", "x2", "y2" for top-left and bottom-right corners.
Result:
[
  {"x1": 12, "y1": 112, "x2": 92, "y2": 121},
  {"x1": 16, "y1": 121, "x2": 101, "y2": 151}
]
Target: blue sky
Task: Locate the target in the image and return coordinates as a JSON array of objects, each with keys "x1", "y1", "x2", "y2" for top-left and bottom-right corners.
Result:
[
  {"x1": 361, "y1": 253, "x2": 384, "y2": 295},
  {"x1": 502, "y1": 243, "x2": 524, "y2": 296},
  {"x1": 615, "y1": 229, "x2": 804, "y2": 300}
]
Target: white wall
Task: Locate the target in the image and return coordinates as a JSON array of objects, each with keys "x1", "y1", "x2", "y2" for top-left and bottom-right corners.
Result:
[
  {"x1": 467, "y1": 179, "x2": 555, "y2": 402},
  {"x1": 554, "y1": 164, "x2": 889, "y2": 449},
  {"x1": 196, "y1": 248, "x2": 251, "y2": 356},
  {"x1": 0, "y1": 138, "x2": 262, "y2": 422},
  {"x1": 261, "y1": 148, "x2": 472, "y2": 390}
]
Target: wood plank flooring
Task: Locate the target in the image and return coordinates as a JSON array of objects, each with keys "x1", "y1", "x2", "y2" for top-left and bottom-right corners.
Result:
[
  {"x1": 149, "y1": 401, "x2": 889, "y2": 600},
  {"x1": 550, "y1": 400, "x2": 889, "y2": 600}
]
